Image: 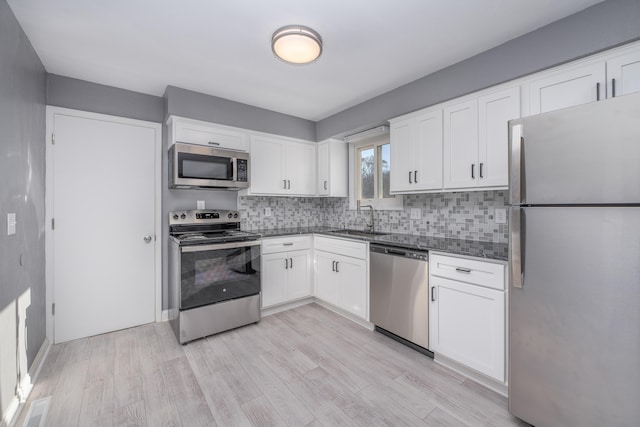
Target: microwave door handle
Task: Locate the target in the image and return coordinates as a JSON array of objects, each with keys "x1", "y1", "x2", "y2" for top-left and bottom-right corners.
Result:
[{"x1": 231, "y1": 157, "x2": 237, "y2": 181}]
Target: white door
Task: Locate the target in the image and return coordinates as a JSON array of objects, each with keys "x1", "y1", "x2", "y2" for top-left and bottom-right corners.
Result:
[
  {"x1": 390, "y1": 118, "x2": 415, "y2": 193},
  {"x1": 415, "y1": 110, "x2": 443, "y2": 191},
  {"x1": 285, "y1": 142, "x2": 316, "y2": 195},
  {"x1": 287, "y1": 251, "x2": 312, "y2": 300},
  {"x1": 249, "y1": 137, "x2": 286, "y2": 194},
  {"x1": 443, "y1": 100, "x2": 479, "y2": 189},
  {"x1": 607, "y1": 50, "x2": 640, "y2": 97},
  {"x1": 478, "y1": 86, "x2": 520, "y2": 188},
  {"x1": 261, "y1": 253, "x2": 288, "y2": 308},
  {"x1": 336, "y1": 256, "x2": 368, "y2": 320},
  {"x1": 528, "y1": 62, "x2": 605, "y2": 115},
  {"x1": 317, "y1": 142, "x2": 329, "y2": 195},
  {"x1": 50, "y1": 111, "x2": 159, "y2": 343},
  {"x1": 314, "y1": 252, "x2": 338, "y2": 305}
]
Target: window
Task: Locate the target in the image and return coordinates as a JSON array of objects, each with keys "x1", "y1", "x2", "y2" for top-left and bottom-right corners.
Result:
[{"x1": 353, "y1": 135, "x2": 402, "y2": 209}]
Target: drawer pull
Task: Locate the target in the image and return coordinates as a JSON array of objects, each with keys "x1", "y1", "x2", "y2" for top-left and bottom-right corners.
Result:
[
  {"x1": 208, "y1": 141, "x2": 220, "y2": 146},
  {"x1": 455, "y1": 267, "x2": 471, "y2": 274},
  {"x1": 283, "y1": 243, "x2": 294, "y2": 246}
]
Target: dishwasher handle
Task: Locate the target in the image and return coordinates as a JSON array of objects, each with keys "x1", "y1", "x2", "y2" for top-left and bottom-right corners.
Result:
[{"x1": 370, "y1": 244, "x2": 428, "y2": 261}]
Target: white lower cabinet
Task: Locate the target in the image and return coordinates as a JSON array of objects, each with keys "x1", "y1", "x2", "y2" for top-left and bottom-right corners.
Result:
[
  {"x1": 261, "y1": 236, "x2": 312, "y2": 308},
  {"x1": 429, "y1": 253, "x2": 506, "y2": 383},
  {"x1": 314, "y1": 236, "x2": 369, "y2": 321}
]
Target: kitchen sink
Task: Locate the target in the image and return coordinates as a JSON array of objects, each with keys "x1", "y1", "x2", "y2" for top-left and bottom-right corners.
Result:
[{"x1": 329, "y1": 229, "x2": 389, "y2": 237}]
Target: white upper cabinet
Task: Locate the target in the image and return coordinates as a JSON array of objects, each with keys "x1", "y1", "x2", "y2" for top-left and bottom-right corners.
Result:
[
  {"x1": 248, "y1": 135, "x2": 316, "y2": 196},
  {"x1": 390, "y1": 109, "x2": 443, "y2": 193},
  {"x1": 478, "y1": 86, "x2": 521, "y2": 188},
  {"x1": 528, "y1": 62, "x2": 606, "y2": 115},
  {"x1": 317, "y1": 139, "x2": 348, "y2": 197},
  {"x1": 443, "y1": 100, "x2": 479, "y2": 189},
  {"x1": 607, "y1": 50, "x2": 640, "y2": 98},
  {"x1": 443, "y1": 87, "x2": 519, "y2": 190},
  {"x1": 167, "y1": 116, "x2": 247, "y2": 151}
]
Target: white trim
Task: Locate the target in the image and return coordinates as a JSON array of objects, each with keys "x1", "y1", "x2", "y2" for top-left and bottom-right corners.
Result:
[
  {"x1": 161, "y1": 309, "x2": 170, "y2": 322},
  {"x1": 45, "y1": 106, "x2": 162, "y2": 344},
  {"x1": 6, "y1": 338, "x2": 51, "y2": 427},
  {"x1": 261, "y1": 297, "x2": 314, "y2": 317}
]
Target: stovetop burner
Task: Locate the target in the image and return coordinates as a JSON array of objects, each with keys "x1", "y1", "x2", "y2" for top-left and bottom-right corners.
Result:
[{"x1": 169, "y1": 209, "x2": 260, "y2": 245}]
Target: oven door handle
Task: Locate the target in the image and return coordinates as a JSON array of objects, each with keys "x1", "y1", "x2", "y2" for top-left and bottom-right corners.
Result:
[{"x1": 181, "y1": 240, "x2": 261, "y2": 252}]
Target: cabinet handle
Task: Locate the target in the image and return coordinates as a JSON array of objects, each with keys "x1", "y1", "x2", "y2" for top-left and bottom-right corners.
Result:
[
  {"x1": 409, "y1": 171, "x2": 413, "y2": 184},
  {"x1": 596, "y1": 82, "x2": 601, "y2": 101},
  {"x1": 455, "y1": 267, "x2": 471, "y2": 274},
  {"x1": 283, "y1": 179, "x2": 287, "y2": 189},
  {"x1": 208, "y1": 141, "x2": 220, "y2": 146},
  {"x1": 414, "y1": 170, "x2": 418, "y2": 183},
  {"x1": 471, "y1": 164, "x2": 475, "y2": 179},
  {"x1": 332, "y1": 261, "x2": 336, "y2": 272},
  {"x1": 431, "y1": 287, "x2": 436, "y2": 302},
  {"x1": 287, "y1": 180, "x2": 291, "y2": 189},
  {"x1": 290, "y1": 257, "x2": 293, "y2": 269},
  {"x1": 324, "y1": 180, "x2": 328, "y2": 190},
  {"x1": 479, "y1": 163, "x2": 484, "y2": 179},
  {"x1": 285, "y1": 259, "x2": 289, "y2": 269},
  {"x1": 612, "y1": 78, "x2": 616, "y2": 98},
  {"x1": 335, "y1": 261, "x2": 339, "y2": 273},
  {"x1": 283, "y1": 242, "x2": 293, "y2": 246}
]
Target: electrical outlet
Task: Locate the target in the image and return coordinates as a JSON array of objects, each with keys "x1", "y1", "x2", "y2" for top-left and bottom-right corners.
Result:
[
  {"x1": 495, "y1": 208, "x2": 507, "y2": 224},
  {"x1": 264, "y1": 207, "x2": 272, "y2": 217},
  {"x1": 196, "y1": 200, "x2": 205, "y2": 209},
  {"x1": 410, "y1": 208, "x2": 421, "y2": 220},
  {"x1": 7, "y1": 213, "x2": 16, "y2": 235}
]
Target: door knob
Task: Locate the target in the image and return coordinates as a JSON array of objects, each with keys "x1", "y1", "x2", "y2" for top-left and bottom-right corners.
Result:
[{"x1": 144, "y1": 235, "x2": 153, "y2": 243}]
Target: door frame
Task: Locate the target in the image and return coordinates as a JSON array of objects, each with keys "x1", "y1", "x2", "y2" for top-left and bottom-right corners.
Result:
[{"x1": 45, "y1": 106, "x2": 163, "y2": 342}]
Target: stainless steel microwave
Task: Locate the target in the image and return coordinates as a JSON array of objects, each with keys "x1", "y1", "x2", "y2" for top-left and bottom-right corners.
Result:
[{"x1": 169, "y1": 142, "x2": 249, "y2": 190}]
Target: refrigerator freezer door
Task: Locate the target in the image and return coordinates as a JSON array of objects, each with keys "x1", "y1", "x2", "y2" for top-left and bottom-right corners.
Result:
[
  {"x1": 509, "y1": 92, "x2": 640, "y2": 205},
  {"x1": 509, "y1": 206, "x2": 640, "y2": 427}
]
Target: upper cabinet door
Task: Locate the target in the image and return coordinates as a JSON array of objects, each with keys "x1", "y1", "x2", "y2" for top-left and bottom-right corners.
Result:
[
  {"x1": 250, "y1": 136, "x2": 286, "y2": 194},
  {"x1": 414, "y1": 110, "x2": 443, "y2": 191},
  {"x1": 390, "y1": 117, "x2": 415, "y2": 193},
  {"x1": 285, "y1": 141, "x2": 316, "y2": 196},
  {"x1": 529, "y1": 62, "x2": 606, "y2": 115},
  {"x1": 443, "y1": 100, "x2": 479, "y2": 189},
  {"x1": 317, "y1": 142, "x2": 330, "y2": 196},
  {"x1": 478, "y1": 87, "x2": 520, "y2": 188},
  {"x1": 607, "y1": 50, "x2": 640, "y2": 98}
]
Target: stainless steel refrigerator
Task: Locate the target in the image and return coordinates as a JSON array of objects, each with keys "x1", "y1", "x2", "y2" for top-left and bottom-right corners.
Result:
[{"x1": 508, "y1": 93, "x2": 640, "y2": 427}]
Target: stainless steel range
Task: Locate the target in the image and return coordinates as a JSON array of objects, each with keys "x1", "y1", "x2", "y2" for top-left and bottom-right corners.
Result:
[{"x1": 168, "y1": 209, "x2": 261, "y2": 344}]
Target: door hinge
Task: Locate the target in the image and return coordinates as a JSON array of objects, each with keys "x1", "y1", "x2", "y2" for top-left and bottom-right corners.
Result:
[
  {"x1": 51, "y1": 133, "x2": 55, "y2": 144},
  {"x1": 52, "y1": 303, "x2": 55, "y2": 316},
  {"x1": 51, "y1": 218, "x2": 55, "y2": 230}
]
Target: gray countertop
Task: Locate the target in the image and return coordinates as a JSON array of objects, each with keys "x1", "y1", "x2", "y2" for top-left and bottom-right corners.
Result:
[{"x1": 246, "y1": 227, "x2": 508, "y2": 261}]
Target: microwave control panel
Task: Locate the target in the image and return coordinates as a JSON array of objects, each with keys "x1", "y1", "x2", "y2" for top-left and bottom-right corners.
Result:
[{"x1": 237, "y1": 159, "x2": 248, "y2": 182}]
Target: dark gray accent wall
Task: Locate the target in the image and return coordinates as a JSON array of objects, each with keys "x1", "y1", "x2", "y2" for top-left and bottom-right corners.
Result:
[
  {"x1": 47, "y1": 74, "x2": 164, "y2": 123},
  {"x1": 316, "y1": 0, "x2": 640, "y2": 140},
  {"x1": 165, "y1": 86, "x2": 316, "y2": 141},
  {"x1": 0, "y1": 0, "x2": 46, "y2": 419}
]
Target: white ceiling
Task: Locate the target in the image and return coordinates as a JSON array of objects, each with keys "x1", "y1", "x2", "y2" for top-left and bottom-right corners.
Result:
[{"x1": 8, "y1": 0, "x2": 604, "y2": 121}]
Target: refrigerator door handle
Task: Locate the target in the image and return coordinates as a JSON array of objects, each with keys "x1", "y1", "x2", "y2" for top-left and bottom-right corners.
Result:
[
  {"x1": 509, "y1": 123, "x2": 524, "y2": 204},
  {"x1": 510, "y1": 207, "x2": 524, "y2": 288}
]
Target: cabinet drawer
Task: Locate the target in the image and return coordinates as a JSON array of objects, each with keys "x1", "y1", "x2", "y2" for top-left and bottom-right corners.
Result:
[
  {"x1": 314, "y1": 236, "x2": 367, "y2": 260},
  {"x1": 262, "y1": 235, "x2": 312, "y2": 254},
  {"x1": 430, "y1": 254, "x2": 505, "y2": 290},
  {"x1": 175, "y1": 120, "x2": 247, "y2": 151}
]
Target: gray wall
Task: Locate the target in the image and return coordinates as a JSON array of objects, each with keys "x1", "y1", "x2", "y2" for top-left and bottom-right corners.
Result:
[
  {"x1": 316, "y1": 0, "x2": 640, "y2": 140},
  {"x1": 47, "y1": 74, "x2": 164, "y2": 123},
  {"x1": 165, "y1": 86, "x2": 316, "y2": 141},
  {"x1": 0, "y1": 0, "x2": 46, "y2": 420}
]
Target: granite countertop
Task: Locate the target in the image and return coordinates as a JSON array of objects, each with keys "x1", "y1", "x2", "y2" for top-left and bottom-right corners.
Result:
[{"x1": 246, "y1": 227, "x2": 508, "y2": 261}]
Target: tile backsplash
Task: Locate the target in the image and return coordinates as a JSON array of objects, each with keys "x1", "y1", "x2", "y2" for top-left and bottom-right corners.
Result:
[{"x1": 238, "y1": 190, "x2": 509, "y2": 243}]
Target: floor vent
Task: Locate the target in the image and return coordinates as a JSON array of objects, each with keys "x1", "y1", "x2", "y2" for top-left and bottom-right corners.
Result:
[{"x1": 22, "y1": 397, "x2": 51, "y2": 427}]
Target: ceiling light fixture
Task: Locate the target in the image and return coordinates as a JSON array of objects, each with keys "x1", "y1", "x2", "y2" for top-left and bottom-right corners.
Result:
[{"x1": 272, "y1": 25, "x2": 323, "y2": 65}]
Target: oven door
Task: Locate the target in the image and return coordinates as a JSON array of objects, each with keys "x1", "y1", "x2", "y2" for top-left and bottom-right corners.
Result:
[{"x1": 179, "y1": 240, "x2": 261, "y2": 310}]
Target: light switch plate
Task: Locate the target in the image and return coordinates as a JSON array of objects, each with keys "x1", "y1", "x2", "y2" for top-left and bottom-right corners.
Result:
[
  {"x1": 495, "y1": 208, "x2": 507, "y2": 224},
  {"x1": 410, "y1": 208, "x2": 421, "y2": 220},
  {"x1": 196, "y1": 200, "x2": 205, "y2": 209},
  {"x1": 264, "y1": 207, "x2": 272, "y2": 217},
  {"x1": 7, "y1": 213, "x2": 16, "y2": 235}
]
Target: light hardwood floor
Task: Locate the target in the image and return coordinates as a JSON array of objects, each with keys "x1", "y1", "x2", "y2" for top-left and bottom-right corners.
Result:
[{"x1": 16, "y1": 303, "x2": 529, "y2": 427}]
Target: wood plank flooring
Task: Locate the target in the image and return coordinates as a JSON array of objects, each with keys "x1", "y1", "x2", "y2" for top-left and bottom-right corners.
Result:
[{"x1": 16, "y1": 303, "x2": 529, "y2": 427}]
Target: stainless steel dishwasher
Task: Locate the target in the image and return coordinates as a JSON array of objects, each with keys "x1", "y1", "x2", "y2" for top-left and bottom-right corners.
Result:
[{"x1": 370, "y1": 244, "x2": 432, "y2": 356}]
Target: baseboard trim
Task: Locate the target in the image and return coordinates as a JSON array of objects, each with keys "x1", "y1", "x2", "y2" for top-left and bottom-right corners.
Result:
[
  {"x1": 161, "y1": 309, "x2": 169, "y2": 322},
  {"x1": 433, "y1": 353, "x2": 508, "y2": 397},
  {"x1": 5, "y1": 337, "x2": 51, "y2": 427},
  {"x1": 261, "y1": 297, "x2": 314, "y2": 317}
]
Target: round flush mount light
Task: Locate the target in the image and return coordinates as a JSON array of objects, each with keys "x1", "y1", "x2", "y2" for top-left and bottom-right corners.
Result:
[{"x1": 271, "y1": 25, "x2": 323, "y2": 65}]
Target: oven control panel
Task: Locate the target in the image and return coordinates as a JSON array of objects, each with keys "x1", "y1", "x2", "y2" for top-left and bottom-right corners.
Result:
[{"x1": 169, "y1": 210, "x2": 240, "y2": 225}]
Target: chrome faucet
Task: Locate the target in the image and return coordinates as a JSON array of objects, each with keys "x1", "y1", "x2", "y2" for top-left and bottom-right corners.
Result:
[{"x1": 357, "y1": 200, "x2": 375, "y2": 233}]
